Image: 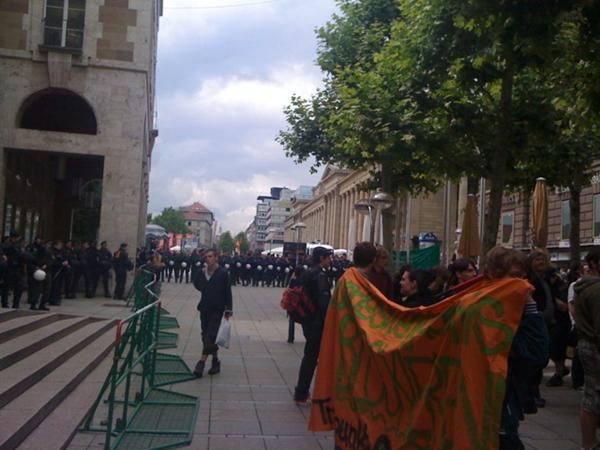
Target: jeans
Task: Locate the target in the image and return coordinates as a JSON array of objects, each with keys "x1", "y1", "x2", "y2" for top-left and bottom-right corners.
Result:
[{"x1": 294, "y1": 319, "x2": 323, "y2": 400}]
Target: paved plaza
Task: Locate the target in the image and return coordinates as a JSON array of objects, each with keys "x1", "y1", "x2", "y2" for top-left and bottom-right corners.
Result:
[{"x1": 64, "y1": 280, "x2": 582, "y2": 450}]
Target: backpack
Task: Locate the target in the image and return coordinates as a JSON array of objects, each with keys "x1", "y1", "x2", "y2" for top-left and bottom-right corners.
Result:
[{"x1": 280, "y1": 285, "x2": 317, "y2": 324}]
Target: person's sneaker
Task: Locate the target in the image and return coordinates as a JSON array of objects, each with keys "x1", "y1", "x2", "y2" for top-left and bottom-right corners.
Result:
[
  {"x1": 39, "y1": 306, "x2": 50, "y2": 311},
  {"x1": 208, "y1": 359, "x2": 221, "y2": 375},
  {"x1": 546, "y1": 374, "x2": 564, "y2": 387},
  {"x1": 194, "y1": 360, "x2": 205, "y2": 378},
  {"x1": 294, "y1": 395, "x2": 311, "y2": 406}
]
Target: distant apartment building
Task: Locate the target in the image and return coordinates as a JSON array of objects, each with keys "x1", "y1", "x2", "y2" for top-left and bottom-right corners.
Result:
[
  {"x1": 0, "y1": 0, "x2": 162, "y2": 251},
  {"x1": 249, "y1": 187, "x2": 298, "y2": 251},
  {"x1": 264, "y1": 187, "x2": 294, "y2": 251},
  {"x1": 179, "y1": 202, "x2": 215, "y2": 248}
]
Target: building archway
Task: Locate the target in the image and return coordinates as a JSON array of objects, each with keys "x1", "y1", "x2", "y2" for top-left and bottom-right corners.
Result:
[{"x1": 18, "y1": 88, "x2": 97, "y2": 135}]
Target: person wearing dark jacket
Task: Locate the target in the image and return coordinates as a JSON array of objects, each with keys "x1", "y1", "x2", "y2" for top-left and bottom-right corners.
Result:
[
  {"x1": 573, "y1": 246, "x2": 600, "y2": 450},
  {"x1": 293, "y1": 246, "x2": 332, "y2": 404},
  {"x1": 27, "y1": 238, "x2": 52, "y2": 311},
  {"x1": 399, "y1": 269, "x2": 435, "y2": 308},
  {"x1": 113, "y1": 243, "x2": 132, "y2": 300},
  {"x1": 1, "y1": 231, "x2": 24, "y2": 308},
  {"x1": 96, "y1": 241, "x2": 112, "y2": 298},
  {"x1": 193, "y1": 249, "x2": 232, "y2": 378}
]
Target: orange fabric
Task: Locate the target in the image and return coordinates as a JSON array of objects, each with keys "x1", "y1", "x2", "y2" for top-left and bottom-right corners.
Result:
[{"x1": 309, "y1": 267, "x2": 532, "y2": 450}]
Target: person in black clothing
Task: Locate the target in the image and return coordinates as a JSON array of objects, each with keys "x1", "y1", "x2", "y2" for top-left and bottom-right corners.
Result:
[
  {"x1": 49, "y1": 240, "x2": 68, "y2": 306},
  {"x1": 63, "y1": 241, "x2": 78, "y2": 298},
  {"x1": 69, "y1": 242, "x2": 87, "y2": 298},
  {"x1": 293, "y1": 246, "x2": 332, "y2": 404},
  {"x1": 193, "y1": 249, "x2": 233, "y2": 378},
  {"x1": 113, "y1": 242, "x2": 132, "y2": 300},
  {"x1": 481, "y1": 247, "x2": 549, "y2": 450},
  {"x1": 399, "y1": 269, "x2": 435, "y2": 308},
  {"x1": 27, "y1": 237, "x2": 52, "y2": 311},
  {"x1": 97, "y1": 241, "x2": 112, "y2": 298},
  {"x1": 1, "y1": 231, "x2": 24, "y2": 308},
  {"x1": 84, "y1": 242, "x2": 99, "y2": 298},
  {"x1": 526, "y1": 250, "x2": 553, "y2": 408}
]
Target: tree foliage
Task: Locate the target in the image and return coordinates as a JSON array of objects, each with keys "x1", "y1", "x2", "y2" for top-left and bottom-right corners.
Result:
[
  {"x1": 151, "y1": 207, "x2": 189, "y2": 234},
  {"x1": 235, "y1": 232, "x2": 250, "y2": 253},
  {"x1": 218, "y1": 231, "x2": 235, "y2": 255},
  {"x1": 278, "y1": 0, "x2": 598, "y2": 254}
]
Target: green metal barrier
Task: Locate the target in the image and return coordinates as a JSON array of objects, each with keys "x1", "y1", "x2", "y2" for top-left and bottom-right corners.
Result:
[{"x1": 81, "y1": 270, "x2": 197, "y2": 450}]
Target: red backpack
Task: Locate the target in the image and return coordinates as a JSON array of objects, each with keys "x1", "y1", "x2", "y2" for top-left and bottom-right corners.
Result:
[{"x1": 280, "y1": 285, "x2": 317, "y2": 324}]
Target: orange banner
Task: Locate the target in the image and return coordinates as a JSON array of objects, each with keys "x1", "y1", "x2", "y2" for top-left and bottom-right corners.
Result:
[{"x1": 309, "y1": 267, "x2": 532, "y2": 450}]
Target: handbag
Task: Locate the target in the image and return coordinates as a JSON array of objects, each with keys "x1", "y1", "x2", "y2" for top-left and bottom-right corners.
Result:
[{"x1": 215, "y1": 318, "x2": 231, "y2": 349}]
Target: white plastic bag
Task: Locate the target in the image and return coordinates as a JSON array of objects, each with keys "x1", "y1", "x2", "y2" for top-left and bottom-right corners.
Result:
[{"x1": 215, "y1": 318, "x2": 231, "y2": 349}]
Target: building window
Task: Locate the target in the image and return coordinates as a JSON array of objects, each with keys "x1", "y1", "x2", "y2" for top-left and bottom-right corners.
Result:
[
  {"x1": 44, "y1": 0, "x2": 85, "y2": 50},
  {"x1": 501, "y1": 212, "x2": 513, "y2": 245},
  {"x1": 594, "y1": 195, "x2": 600, "y2": 238},
  {"x1": 561, "y1": 201, "x2": 571, "y2": 241}
]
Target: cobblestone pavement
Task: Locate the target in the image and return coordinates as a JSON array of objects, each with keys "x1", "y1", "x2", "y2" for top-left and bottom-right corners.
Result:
[{"x1": 149, "y1": 281, "x2": 582, "y2": 450}]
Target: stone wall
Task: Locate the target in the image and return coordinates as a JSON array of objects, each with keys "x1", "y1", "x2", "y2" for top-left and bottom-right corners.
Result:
[
  {"x1": 0, "y1": 0, "x2": 160, "y2": 253},
  {"x1": 0, "y1": 0, "x2": 28, "y2": 51}
]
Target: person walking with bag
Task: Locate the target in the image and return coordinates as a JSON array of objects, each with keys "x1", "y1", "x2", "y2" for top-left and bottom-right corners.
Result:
[{"x1": 193, "y1": 249, "x2": 232, "y2": 378}]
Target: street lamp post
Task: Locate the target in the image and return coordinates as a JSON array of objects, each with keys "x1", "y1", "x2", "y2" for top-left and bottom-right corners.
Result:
[
  {"x1": 354, "y1": 192, "x2": 394, "y2": 245},
  {"x1": 354, "y1": 199, "x2": 374, "y2": 243},
  {"x1": 370, "y1": 191, "x2": 394, "y2": 245}
]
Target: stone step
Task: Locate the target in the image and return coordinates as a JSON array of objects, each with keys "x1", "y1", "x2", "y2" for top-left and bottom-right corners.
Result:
[
  {"x1": 0, "y1": 312, "x2": 70, "y2": 343},
  {"x1": 0, "y1": 318, "x2": 116, "y2": 409},
  {"x1": 0, "y1": 316, "x2": 103, "y2": 371},
  {"x1": 0, "y1": 320, "x2": 116, "y2": 449},
  {"x1": 18, "y1": 357, "x2": 114, "y2": 450},
  {"x1": 0, "y1": 309, "x2": 42, "y2": 324}
]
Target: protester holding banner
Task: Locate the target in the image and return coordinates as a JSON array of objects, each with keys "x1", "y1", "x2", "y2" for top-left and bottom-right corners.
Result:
[
  {"x1": 366, "y1": 246, "x2": 393, "y2": 299},
  {"x1": 309, "y1": 245, "x2": 534, "y2": 450}
]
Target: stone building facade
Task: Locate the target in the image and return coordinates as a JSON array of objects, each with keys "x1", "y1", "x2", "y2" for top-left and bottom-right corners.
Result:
[
  {"x1": 180, "y1": 202, "x2": 215, "y2": 248},
  {"x1": 0, "y1": 0, "x2": 161, "y2": 252},
  {"x1": 284, "y1": 166, "x2": 460, "y2": 263},
  {"x1": 496, "y1": 173, "x2": 600, "y2": 262}
]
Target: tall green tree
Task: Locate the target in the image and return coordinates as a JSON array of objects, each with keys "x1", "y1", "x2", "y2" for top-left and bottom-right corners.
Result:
[
  {"x1": 513, "y1": 6, "x2": 600, "y2": 262},
  {"x1": 218, "y1": 231, "x2": 235, "y2": 255},
  {"x1": 281, "y1": 0, "x2": 590, "y2": 253},
  {"x1": 151, "y1": 207, "x2": 189, "y2": 234},
  {"x1": 235, "y1": 231, "x2": 250, "y2": 253}
]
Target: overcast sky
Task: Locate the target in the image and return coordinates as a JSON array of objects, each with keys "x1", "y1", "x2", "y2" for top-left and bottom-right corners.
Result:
[{"x1": 148, "y1": 0, "x2": 338, "y2": 233}]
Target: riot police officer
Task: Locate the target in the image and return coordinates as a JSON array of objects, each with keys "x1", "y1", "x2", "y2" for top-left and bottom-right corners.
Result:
[
  {"x1": 1, "y1": 231, "x2": 23, "y2": 308},
  {"x1": 113, "y1": 242, "x2": 133, "y2": 300},
  {"x1": 97, "y1": 241, "x2": 112, "y2": 298}
]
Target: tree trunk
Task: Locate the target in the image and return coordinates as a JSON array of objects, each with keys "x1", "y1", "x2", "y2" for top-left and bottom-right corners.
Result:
[
  {"x1": 380, "y1": 165, "x2": 395, "y2": 251},
  {"x1": 482, "y1": 57, "x2": 515, "y2": 254},
  {"x1": 521, "y1": 190, "x2": 531, "y2": 248},
  {"x1": 569, "y1": 176, "x2": 582, "y2": 265}
]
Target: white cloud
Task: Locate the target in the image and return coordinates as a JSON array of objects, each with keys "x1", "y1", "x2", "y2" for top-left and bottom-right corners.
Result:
[
  {"x1": 160, "y1": 64, "x2": 320, "y2": 122},
  {"x1": 156, "y1": 173, "x2": 310, "y2": 232},
  {"x1": 150, "y1": 0, "x2": 337, "y2": 232}
]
